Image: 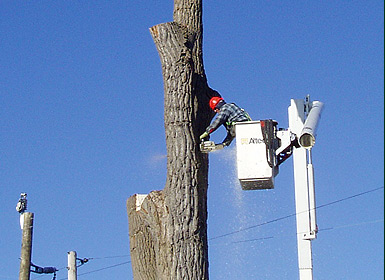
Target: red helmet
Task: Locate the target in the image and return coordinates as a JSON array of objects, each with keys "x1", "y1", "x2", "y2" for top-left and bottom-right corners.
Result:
[{"x1": 209, "y1": 97, "x2": 224, "y2": 110}]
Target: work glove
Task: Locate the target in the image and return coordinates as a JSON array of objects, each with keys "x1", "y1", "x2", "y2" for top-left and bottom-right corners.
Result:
[{"x1": 199, "y1": 132, "x2": 209, "y2": 141}]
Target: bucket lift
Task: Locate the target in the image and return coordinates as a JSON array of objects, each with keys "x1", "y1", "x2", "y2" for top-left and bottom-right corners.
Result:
[
  {"x1": 201, "y1": 95, "x2": 324, "y2": 280},
  {"x1": 235, "y1": 120, "x2": 279, "y2": 190},
  {"x1": 236, "y1": 96, "x2": 323, "y2": 280}
]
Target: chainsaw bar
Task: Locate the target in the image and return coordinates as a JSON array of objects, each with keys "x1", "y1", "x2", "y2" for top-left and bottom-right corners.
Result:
[{"x1": 200, "y1": 141, "x2": 224, "y2": 153}]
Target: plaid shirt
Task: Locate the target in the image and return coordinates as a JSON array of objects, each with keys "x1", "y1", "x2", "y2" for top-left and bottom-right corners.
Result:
[{"x1": 206, "y1": 103, "x2": 249, "y2": 134}]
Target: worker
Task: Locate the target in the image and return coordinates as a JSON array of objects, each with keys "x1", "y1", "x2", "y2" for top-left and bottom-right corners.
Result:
[{"x1": 199, "y1": 96, "x2": 251, "y2": 148}]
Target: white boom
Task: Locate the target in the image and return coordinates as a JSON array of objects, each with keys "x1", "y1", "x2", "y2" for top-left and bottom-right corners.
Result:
[{"x1": 288, "y1": 97, "x2": 323, "y2": 280}]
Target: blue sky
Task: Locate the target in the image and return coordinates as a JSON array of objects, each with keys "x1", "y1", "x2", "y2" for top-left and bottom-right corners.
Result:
[{"x1": 1, "y1": 1, "x2": 383, "y2": 280}]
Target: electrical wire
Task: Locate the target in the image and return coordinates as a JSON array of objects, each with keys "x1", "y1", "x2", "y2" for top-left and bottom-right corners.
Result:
[
  {"x1": 216, "y1": 218, "x2": 384, "y2": 246},
  {"x1": 77, "y1": 261, "x2": 131, "y2": 277},
  {"x1": 31, "y1": 255, "x2": 131, "y2": 280},
  {"x1": 30, "y1": 217, "x2": 383, "y2": 279},
  {"x1": 314, "y1": 186, "x2": 383, "y2": 211},
  {"x1": 209, "y1": 186, "x2": 384, "y2": 241},
  {"x1": 19, "y1": 186, "x2": 383, "y2": 280},
  {"x1": 55, "y1": 261, "x2": 131, "y2": 280},
  {"x1": 317, "y1": 218, "x2": 384, "y2": 233},
  {"x1": 86, "y1": 254, "x2": 130, "y2": 260},
  {"x1": 53, "y1": 257, "x2": 131, "y2": 280}
]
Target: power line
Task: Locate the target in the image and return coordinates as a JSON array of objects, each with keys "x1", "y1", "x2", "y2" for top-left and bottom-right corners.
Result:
[
  {"x1": 50, "y1": 219, "x2": 383, "y2": 279},
  {"x1": 317, "y1": 218, "x2": 384, "y2": 233},
  {"x1": 31, "y1": 255, "x2": 131, "y2": 280},
  {"x1": 210, "y1": 212, "x2": 295, "y2": 241},
  {"x1": 17, "y1": 216, "x2": 384, "y2": 280},
  {"x1": 87, "y1": 254, "x2": 130, "y2": 260},
  {"x1": 77, "y1": 261, "x2": 131, "y2": 278},
  {"x1": 219, "y1": 218, "x2": 384, "y2": 246},
  {"x1": 209, "y1": 186, "x2": 384, "y2": 241},
  {"x1": 54, "y1": 259, "x2": 131, "y2": 280},
  {"x1": 20, "y1": 187, "x2": 384, "y2": 279},
  {"x1": 29, "y1": 256, "x2": 131, "y2": 280},
  {"x1": 315, "y1": 186, "x2": 384, "y2": 211},
  {"x1": 231, "y1": 236, "x2": 274, "y2": 244}
]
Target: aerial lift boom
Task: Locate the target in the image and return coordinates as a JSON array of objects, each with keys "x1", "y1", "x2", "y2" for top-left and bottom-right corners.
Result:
[
  {"x1": 201, "y1": 95, "x2": 323, "y2": 280},
  {"x1": 288, "y1": 97, "x2": 323, "y2": 280}
]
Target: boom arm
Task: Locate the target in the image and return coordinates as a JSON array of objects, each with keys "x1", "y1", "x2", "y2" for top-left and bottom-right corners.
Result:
[{"x1": 288, "y1": 97, "x2": 323, "y2": 280}]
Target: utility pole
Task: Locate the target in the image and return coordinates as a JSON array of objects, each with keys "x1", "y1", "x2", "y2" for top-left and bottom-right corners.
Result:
[
  {"x1": 17, "y1": 194, "x2": 58, "y2": 280},
  {"x1": 68, "y1": 251, "x2": 77, "y2": 280},
  {"x1": 19, "y1": 212, "x2": 34, "y2": 280}
]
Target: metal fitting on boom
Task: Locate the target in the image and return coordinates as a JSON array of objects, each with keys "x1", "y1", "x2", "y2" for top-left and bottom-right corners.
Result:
[{"x1": 299, "y1": 101, "x2": 324, "y2": 149}]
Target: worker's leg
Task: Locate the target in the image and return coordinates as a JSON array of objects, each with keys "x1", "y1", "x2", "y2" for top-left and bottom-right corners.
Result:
[{"x1": 222, "y1": 125, "x2": 236, "y2": 146}]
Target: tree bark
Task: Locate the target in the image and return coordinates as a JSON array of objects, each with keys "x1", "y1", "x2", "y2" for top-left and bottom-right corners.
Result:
[{"x1": 127, "y1": 1, "x2": 219, "y2": 279}]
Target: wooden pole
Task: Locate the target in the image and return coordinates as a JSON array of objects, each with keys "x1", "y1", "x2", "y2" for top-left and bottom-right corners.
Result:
[
  {"x1": 67, "y1": 251, "x2": 77, "y2": 280},
  {"x1": 19, "y1": 212, "x2": 34, "y2": 280}
]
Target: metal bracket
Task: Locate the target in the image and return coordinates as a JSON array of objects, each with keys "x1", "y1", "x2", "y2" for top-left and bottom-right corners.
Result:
[
  {"x1": 16, "y1": 193, "x2": 28, "y2": 214},
  {"x1": 276, "y1": 130, "x2": 299, "y2": 166}
]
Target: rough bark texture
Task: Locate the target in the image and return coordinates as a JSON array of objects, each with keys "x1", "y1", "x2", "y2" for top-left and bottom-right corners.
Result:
[{"x1": 127, "y1": 1, "x2": 219, "y2": 279}]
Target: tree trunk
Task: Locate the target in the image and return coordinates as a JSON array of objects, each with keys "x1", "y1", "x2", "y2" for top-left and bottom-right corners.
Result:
[{"x1": 127, "y1": 0, "x2": 219, "y2": 279}]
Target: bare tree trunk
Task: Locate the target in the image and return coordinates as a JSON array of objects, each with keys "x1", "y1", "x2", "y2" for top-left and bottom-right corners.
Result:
[{"x1": 127, "y1": 1, "x2": 219, "y2": 279}]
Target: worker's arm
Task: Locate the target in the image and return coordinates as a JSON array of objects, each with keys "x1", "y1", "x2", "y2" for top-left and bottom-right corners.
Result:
[{"x1": 206, "y1": 110, "x2": 230, "y2": 134}]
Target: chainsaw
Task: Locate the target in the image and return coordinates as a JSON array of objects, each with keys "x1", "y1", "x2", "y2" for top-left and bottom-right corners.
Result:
[{"x1": 200, "y1": 140, "x2": 224, "y2": 153}]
